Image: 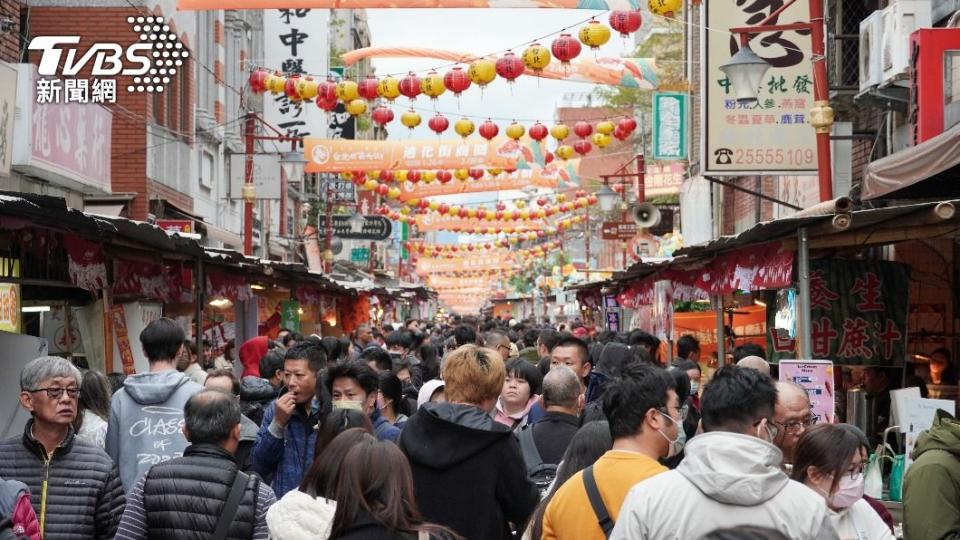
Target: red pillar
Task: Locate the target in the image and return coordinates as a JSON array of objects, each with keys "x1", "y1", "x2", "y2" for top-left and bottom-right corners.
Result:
[{"x1": 243, "y1": 112, "x2": 255, "y2": 256}]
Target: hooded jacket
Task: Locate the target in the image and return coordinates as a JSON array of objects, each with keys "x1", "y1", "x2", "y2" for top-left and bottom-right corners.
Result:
[
  {"x1": 0, "y1": 421, "x2": 125, "y2": 539},
  {"x1": 266, "y1": 490, "x2": 336, "y2": 540},
  {"x1": 105, "y1": 370, "x2": 203, "y2": 493},
  {"x1": 239, "y1": 376, "x2": 278, "y2": 427},
  {"x1": 399, "y1": 402, "x2": 539, "y2": 540},
  {"x1": 239, "y1": 337, "x2": 270, "y2": 378},
  {"x1": 610, "y1": 432, "x2": 838, "y2": 540},
  {"x1": 904, "y1": 409, "x2": 960, "y2": 540}
]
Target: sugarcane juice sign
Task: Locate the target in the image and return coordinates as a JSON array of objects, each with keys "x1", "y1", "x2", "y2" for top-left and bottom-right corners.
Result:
[
  {"x1": 0, "y1": 283, "x2": 19, "y2": 332},
  {"x1": 704, "y1": 0, "x2": 817, "y2": 175},
  {"x1": 768, "y1": 260, "x2": 910, "y2": 365}
]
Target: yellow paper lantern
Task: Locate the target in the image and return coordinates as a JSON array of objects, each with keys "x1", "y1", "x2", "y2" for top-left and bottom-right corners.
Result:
[
  {"x1": 468, "y1": 58, "x2": 497, "y2": 87},
  {"x1": 399, "y1": 206, "x2": 411, "y2": 215},
  {"x1": 363, "y1": 179, "x2": 379, "y2": 191},
  {"x1": 592, "y1": 132, "x2": 612, "y2": 148},
  {"x1": 648, "y1": 0, "x2": 682, "y2": 17},
  {"x1": 295, "y1": 77, "x2": 318, "y2": 101},
  {"x1": 455, "y1": 117, "x2": 475, "y2": 138},
  {"x1": 596, "y1": 120, "x2": 615, "y2": 135},
  {"x1": 522, "y1": 43, "x2": 552, "y2": 72},
  {"x1": 336, "y1": 80, "x2": 359, "y2": 102},
  {"x1": 401, "y1": 110, "x2": 422, "y2": 129},
  {"x1": 516, "y1": 200, "x2": 526, "y2": 209},
  {"x1": 551, "y1": 123, "x2": 570, "y2": 142},
  {"x1": 368, "y1": 170, "x2": 380, "y2": 180},
  {"x1": 556, "y1": 145, "x2": 575, "y2": 160},
  {"x1": 519, "y1": 209, "x2": 531, "y2": 220},
  {"x1": 266, "y1": 74, "x2": 286, "y2": 95},
  {"x1": 488, "y1": 167, "x2": 503, "y2": 177},
  {"x1": 466, "y1": 208, "x2": 477, "y2": 218},
  {"x1": 536, "y1": 209, "x2": 546, "y2": 219},
  {"x1": 485, "y1": 212, "x2": 496, "y2": 221},
  {"x1": 345, "y1": 99, "x2": 367, "y2": 116},
  {"x1": 377, "y1": 76, "x2": 401, "y2": 101},
  {"x1": 395, "y1": 170, "x2": 409, "y2": 182},
  {"x1": 579, "y1": 20, "x2": 612, "y2": 50},
  {"x1": 387, "y1": 187, "x2": 402, "y2": 199},
  {"x1": 454, "y1": 169, "x2": 470, "y2": 181},
  {"x1": 420, "y1": 71, "x2": 446, "y2": 99},
  {"x1": 406, "y1": 198, "x2": 420, "y2": 207},
  {"x1": 506, "y1": 122, "x2": 525, "y2": 141},
  {"x1": 557, "y1": 194, "x2": 567, "y2": 203},
  {"x1": 429, "y1": 201, "x2": 440, "y2": 211}
]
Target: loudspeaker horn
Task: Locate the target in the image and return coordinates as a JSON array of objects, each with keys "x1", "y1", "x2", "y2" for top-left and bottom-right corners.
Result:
[{"x1": 631, "y1": 202, "x2": 661, "y2": 228}]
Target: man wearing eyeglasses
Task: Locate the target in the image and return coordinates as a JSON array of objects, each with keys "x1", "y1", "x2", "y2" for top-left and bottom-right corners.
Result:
[
  {"x1": 0, "y1": 356, "x2": 126, "y2": 539},
  {"x1": 772, "y1": 381, "x2": 817, "y2": 471},
  {"x1": 485, "y1": 332, "x2": 513, "y2": 363}
]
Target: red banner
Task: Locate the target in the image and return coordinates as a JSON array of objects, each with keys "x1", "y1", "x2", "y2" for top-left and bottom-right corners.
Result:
[{"x1": 111, "y1": 305, "x2": 136, "y2": 375}]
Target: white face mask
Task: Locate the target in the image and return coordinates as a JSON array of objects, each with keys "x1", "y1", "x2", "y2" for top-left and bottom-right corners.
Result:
[
  {"x1": 689, "y1": 381, "x2": 700, "y2": 395},
  {"x1": 657, "y1": 410, "x2": 686, "y2": 458},
  {"x1": 332, "y1": 399, "x2": 364, "y2": 411}
]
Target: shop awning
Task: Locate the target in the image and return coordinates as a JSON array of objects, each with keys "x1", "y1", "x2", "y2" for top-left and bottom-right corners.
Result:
[{"x1": 862, "y1": 123, "x2": 960, "y2": 201}]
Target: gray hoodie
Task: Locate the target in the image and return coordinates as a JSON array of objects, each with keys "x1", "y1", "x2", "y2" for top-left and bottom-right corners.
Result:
[
  {"x1": 611, "y1": 432, "x2": 839, "y2": 540},
  {"x1": 105, "y1": 370, "x2": 203, "y2": 492}
]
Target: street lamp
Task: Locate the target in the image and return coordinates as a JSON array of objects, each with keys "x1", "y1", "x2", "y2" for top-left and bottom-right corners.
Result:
[
  {"x1": 347, "y1": 212, "x2": 365, "y2": 234},
  {"x1": 597, "y1": 183, "x2": 619, "y2": 213},
  {"x1": 718, "y1": 44, "x2": 771, "y2": 104},
  {"x1": 279, "y1": 151, "x2": 308, "y2": 185}
]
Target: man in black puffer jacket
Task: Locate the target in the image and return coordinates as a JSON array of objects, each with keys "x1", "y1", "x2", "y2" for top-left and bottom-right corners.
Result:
[
  {"x1": 0, "y1": 356, "x2": 125, "y2": 539},
  {"x1": 115, "y1": 390, "x2": 276, "y2": 539}
]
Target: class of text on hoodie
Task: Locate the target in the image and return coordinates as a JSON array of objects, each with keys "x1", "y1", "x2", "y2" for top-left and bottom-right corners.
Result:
[{"x1": 105, "y1": 370, "x2": 204, "y2": 493}]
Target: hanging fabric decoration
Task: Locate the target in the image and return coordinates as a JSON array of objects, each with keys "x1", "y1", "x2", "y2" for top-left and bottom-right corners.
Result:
[
  {"x1": 596, "y1": 120, "x2": 616, "y2": 135},
  {"x1": 592, "y1": 132, "x2": 613, "y2": 148},
  {"x1": 574, "y1": 140, "x2": 592, "y2": 156},
  {"x1": 345, "y1": 99, "x2": 367, "y2": 116}
]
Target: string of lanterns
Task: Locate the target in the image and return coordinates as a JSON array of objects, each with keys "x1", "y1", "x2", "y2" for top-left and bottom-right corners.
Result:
[
  {"x1": 407, "y1": 222, "x2": 574, "y2": 255},
  {"x1": 246, "y1": 10, "x2": 653, "y2": 114},
  {"x1": 378, "y1": 191, "x2": 597, "y2": 222}
]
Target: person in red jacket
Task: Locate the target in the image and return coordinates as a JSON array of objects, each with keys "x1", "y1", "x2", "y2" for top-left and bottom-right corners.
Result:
[
  {"x1": 239, "y1": 336, "x2": 270, "y2": 378},
  {"x1": 0, "y1": 478, "x2": 40, "y2": 540}
]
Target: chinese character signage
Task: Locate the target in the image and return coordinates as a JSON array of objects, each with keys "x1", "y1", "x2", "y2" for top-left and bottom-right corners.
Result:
[
  {"x1": 397, "y1": 164, "x2": 569, "y2": 201},
  {"x1": 645, "y1": 162, "x2": 685, "y2": 197},
  {"x1": 280, "y1": 300, "x2": 300, "y2": 333},
  {"x1": 768, "y1": 259, "x2": 910, "y2": 365},
  {"x1": 264, "y1": 9, "x2": 329, "y2": 147},
  {"x1": 304, "y1": 137, "x2": 522, "y2": 173},
  {"x1": 704, "y1": 0, "x2": 817, "y2": 175},
  {"x1": 0, "y1": 63, "x2": 16, "y2": 176},
  {"x1": 652, "y1": 92, "x2": 686, "y2": 160},
  {"x1": 0, "y1": 283, "x2": 19, "y2": 333}
]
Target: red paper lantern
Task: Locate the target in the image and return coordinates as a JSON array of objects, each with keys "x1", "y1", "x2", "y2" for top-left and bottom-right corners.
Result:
[
  {"x1": 316, "y1": 96, "x2": 338, "y2": 112},
  {"x1": 437, "y1": 170, "x2": 453, "y2": 184},
  {"x1": 428, "y1": 114, "x2": 450, "y2": 135},
  {"x1": 249, "y1": 69, "x2": 270, "y2": 93},
  {"x1": 358, "y1": 75, "x2": 380, "y2": 101},
  {"x1": 550, "y1": 33, "x2": 582, "y2": 66},
  {"x1": 573, "y1": 121, "x2": 593, "y2": 139},
  {"x1": 575, "y1": 189, "x2": 587, "y2": 198},
  {"x1": 618, "y1": 116, "x2": 638, "y2": 133},
  {"x1": 377, "y1": 184, "x2": 390, "y2": 196},
  {"x1": 496, "y1": 201, "x2": 507, "y2": 211},
  {"x1": 613, "y1": 125, "x2": 629, "y2": 141},
  {"x1": 529, "y1": 122, "x2": 548, "y2": 142},
  {"x1": 537, "y1": 198, "x2": 547, "y2": 207},
  {"x1": 476, "y1": 208, "x2": 487, "y2": 219},
  {"x1": 443, "y1": 67, "x2": 472, "y2": 97},
  {"x1": 438, "y1": 203, "x2": 450, "y2": 215},
  {"x1": 496, "y1": 51, "x2": 526, "y2": 83},
  {"x1": 407, "y1": 170, "x2": 422, "y2": 183},
  {"x1": 544, "y1": 151, "x2": 555, "y2": 165},
  {"x1": 495, "y1": 210, "x2": 505, "y2": 220},
  {"x1": 399, "y1": 72, "x2": 421, "y2": 100},
  {"x1": 458, "y1": 207, "x2": 469, "y2": 218},
  {"x1": 317, "y1": 80, "x2": 337, "y2": 102},
  {"x1": 284, "y1": 75, "x2": 302, "y2": 101},
  {"x1": 379, "y1": 170, "x2": 395, "y2": 182},
  {"x1": 371, "y1": 106, "x2": 394, "y2": 127},
  {"x1": 609, "y1": 10, "x2": 642, "y2": 37},
  {"x1": 478, "y1": 119, "x2": 499, "y2": 141},
  {"x1": 468, "y1": 167, "x2": 485, "y2": 180}
]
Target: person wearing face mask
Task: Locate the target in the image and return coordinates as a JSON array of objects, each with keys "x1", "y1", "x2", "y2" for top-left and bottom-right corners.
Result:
[
  {"x1": 325, "y1": 361, "x2": 401, "y2": 443},
  {"x1": 542, "y1": 363, "x2": 674, "y2": 540},
  {"x1": 377, "y1": 372, "x2": 411, "y2": 427},
  {"x1": 792, "y1": 424, "x2": 894, "y2": 540},
  {"x1": 398, "y1": 345, "x2": 539, "y2": 540},
  {"x1": 612, "y1": 366, "x2": 839, "y2": 540}
]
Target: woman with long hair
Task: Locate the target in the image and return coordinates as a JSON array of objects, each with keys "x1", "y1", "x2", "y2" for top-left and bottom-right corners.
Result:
[
  {"x1": 74, "y1": 369, "x2": 112, "y2": 448},
  {"x1": 524, "y1": 421, "x2": 613, "y2": 540},
  {"x1": 791, "y1": 424, "x2": 894, "y2": 540},
  {"x1": 378, "y1": 372, "x2": 412, "y2": 427}
]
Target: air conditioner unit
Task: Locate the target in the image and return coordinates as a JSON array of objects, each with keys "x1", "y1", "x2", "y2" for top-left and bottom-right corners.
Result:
[
  {"x1": 881, "y1": 0, "x2": 932, "y2": 86},
  {"x1": 859, "y1": 11, "x2": 883, "y2": 92}
]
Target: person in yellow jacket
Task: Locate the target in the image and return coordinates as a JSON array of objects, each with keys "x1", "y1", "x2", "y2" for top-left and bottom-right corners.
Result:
[{"x1": 542, "y1": 363, "x2": 679, "y2": 540}]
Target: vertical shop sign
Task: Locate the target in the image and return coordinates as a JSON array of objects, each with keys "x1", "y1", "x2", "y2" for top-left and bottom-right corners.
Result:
[
  {"x1": 112, "y1": 304, "x2": 136, "y2": 374},
  {"x1": 768, "y1": 259, "x2": 910, "y2": 365},
  {"x1": 704, "y1": 0, "x2": 817, "y2": 175},
  {"x1": 652, "y1": 92, "x2": 686, "y2": 160},
  {"x1": 280, "y1": 300, "x2": 300, "y2": 333},
  {"x1": 0, "y1": 283, "x2": 19, "y2": 332},
  {"x1": 264, "y1": 9, "x2": 329, "y2": 148}
]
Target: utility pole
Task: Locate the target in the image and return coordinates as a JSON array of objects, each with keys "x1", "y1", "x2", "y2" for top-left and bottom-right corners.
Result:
[{"x1": 243, "y1": 112, "x2": 256, "y2": 256}]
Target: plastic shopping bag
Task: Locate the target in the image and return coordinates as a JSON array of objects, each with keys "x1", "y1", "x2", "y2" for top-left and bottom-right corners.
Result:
[
  {"x1": 864, "y1": 451, "x2": 884, "y2": 499},
  {"x1": 889, "y1": 454, "x2": 906, "y2": 502}
]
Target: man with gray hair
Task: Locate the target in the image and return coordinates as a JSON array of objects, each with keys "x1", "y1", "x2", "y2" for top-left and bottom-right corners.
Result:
[
  {"x1": 485, "y1": 332, "x2": 513, "y2": 363},
  {"x1": 0, "y1": 356, "x2": 125, "y2": 539},
  {"x1": 772, "y1": 380, "x2": 817, "y2": 470},
  {"x1": 116, "y1": 390, "x2": 276, "y2": 539},
  {"x1": 518, "y1": 366, "x2": 583, "y2": 475}
]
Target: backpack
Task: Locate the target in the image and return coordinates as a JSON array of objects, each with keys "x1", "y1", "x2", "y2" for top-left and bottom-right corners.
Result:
[{"x1": 517, "y1": 424, "x2": 558, "y2": 497}]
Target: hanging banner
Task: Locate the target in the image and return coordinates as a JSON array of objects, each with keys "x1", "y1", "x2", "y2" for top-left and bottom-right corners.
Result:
[
  {"x1": 645, "y1": 162, "x2": 686, "y2": 197},
  {"x1": 397, "y1": 164, "x2": 572, "y2": 202},
  {"x1": 704, "y1": 0, "x2": 816, "y2": 175},
  {"x1": 111, "y1": 305, "x2": 136, "y2": 375},
  {"x1": 417, "y1": 253, "x2": 511, "y2": 274},
  {"x1": 304, "y1": 137, "x2": 524, "y2": 173},
  {"x1": 652, "y1": 92, "x2": 687, "y2": 160},
  {"x1": 427, "y1": 275, "x2": 496, "y2": 288},
  {"x1": 338, "y1": 47, "x2": 658, "y2": 89},
  {"x1": 182, "y1": 0, "x2": 644, "y2": 12},
  {"x1": 768, "y1": 259, "x2": 910, "y2": 365},
  {"x1": 414, "y1": 213, "x2": 543, "y2": 232},
  {"x1": 264, "y1": 8, "x2": 329, "y2": 146}
]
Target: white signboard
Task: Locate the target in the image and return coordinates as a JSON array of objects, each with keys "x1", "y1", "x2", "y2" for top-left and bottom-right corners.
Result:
[
  {"x1": 263, "y1": 9, "x2": 330, "y2": 148},
  {"x1": 230, "y1": 153, "x2": 282, "y2": 199},
  {"x1": 703, "y1": 0, "x2": 817, "y2": 175},
  {"x1": 904, "y1": 398, "x2": 956, "y2": 470}
]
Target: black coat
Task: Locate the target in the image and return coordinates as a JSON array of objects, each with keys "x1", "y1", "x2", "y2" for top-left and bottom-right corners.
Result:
[
  {"x1": 141, "y1": 443, "x2": 262, "y2": 540},
  {"x1": 529, "y1": 411, "x2": 580, "y2": 465},
  {"x1": 331, "y1": 513, "x2": 417, "y2": 540},
  {"x1": 399, "y1": 402, "x2": 539, "y2": 540},
  {"x1": 0, "y1": 420, "x2": 125, "y2": 539}
]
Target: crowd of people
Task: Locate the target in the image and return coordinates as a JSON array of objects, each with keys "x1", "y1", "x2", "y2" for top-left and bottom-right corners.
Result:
[{"x1": 0, "y1": 313, "x2": 956, "y2": 539}]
